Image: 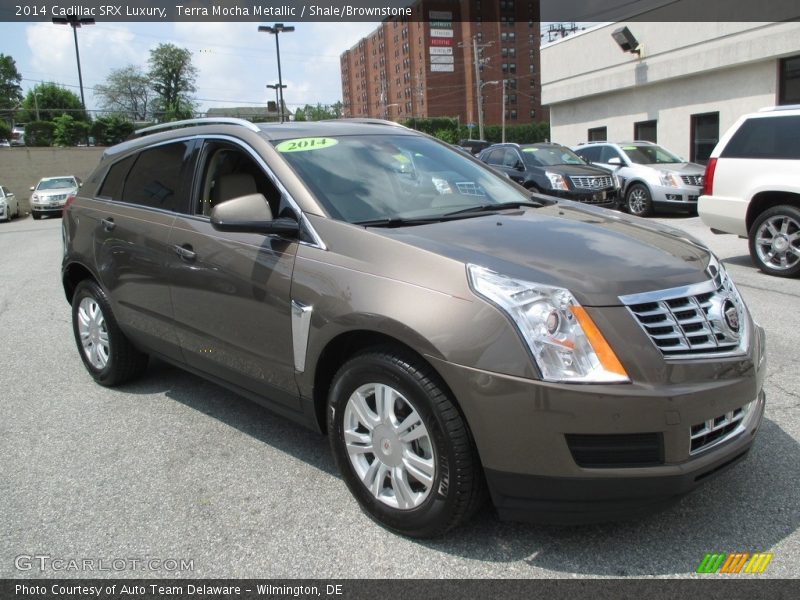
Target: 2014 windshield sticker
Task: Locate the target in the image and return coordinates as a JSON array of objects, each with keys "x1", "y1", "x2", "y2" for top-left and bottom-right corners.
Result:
[{"x1": 276, "y1": 138, "x2": 338, "y2": 153}]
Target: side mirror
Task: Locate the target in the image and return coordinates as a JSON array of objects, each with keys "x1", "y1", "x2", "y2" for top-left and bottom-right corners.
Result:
[
  {"x1": 515, "y1": 161, "x2": 525, "y2": 171},
  {"x1": 607, "y1": 157, "x2": 622, "y2": 165},
  {"x1": 210, "y1": 193, "x2": 300, "y2": 237},
  {"x1": 29, "y1": 186, "x2": 35, "y2": 191},
  {"x1": 79, "y1": 182, "x2": 83, "y2": 188}
]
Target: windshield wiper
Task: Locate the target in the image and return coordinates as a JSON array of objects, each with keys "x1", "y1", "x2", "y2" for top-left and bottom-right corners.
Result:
[
  {"x1": 443, "y1": 200, "x2": 543, "y2": 217},
  {"x1": 354, "y1": 216, "x2": 443, "y2": 228}
]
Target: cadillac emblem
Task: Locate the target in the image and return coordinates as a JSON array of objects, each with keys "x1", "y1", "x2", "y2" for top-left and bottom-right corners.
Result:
[{"x1": 722, "y1": 299, "x2": 740, "y2": 334}]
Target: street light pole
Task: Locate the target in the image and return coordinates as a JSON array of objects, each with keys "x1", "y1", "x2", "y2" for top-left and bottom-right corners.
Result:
[
  {"x1": 266, "y1": 83, "x2": 286, "y2": 121},
  {"x1": 258, "y1": 23, "x2": 295, "y2": 123},
  {"x1": 479, "y1": 80, "x2": 499, "y2": 141},
  {"x1": 33, "y1": 92, "x2": 41, "y2": 121},
  {"x1": 52, "y1": 13, "x2": 94, "y2": 112},
  {"x1": 501, "y1": 80, "x2": 507, "y2": 144}
]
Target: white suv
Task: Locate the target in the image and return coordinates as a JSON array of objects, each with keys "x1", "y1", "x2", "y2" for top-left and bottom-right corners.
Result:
[{"x1": 699, "y1": 105, "x2": 800, "y2": 277}]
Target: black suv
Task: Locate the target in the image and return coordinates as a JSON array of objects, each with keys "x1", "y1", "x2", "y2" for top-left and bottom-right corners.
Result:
[{"x1": 479, "y1": 143, "x2": 619, "y2": 208}]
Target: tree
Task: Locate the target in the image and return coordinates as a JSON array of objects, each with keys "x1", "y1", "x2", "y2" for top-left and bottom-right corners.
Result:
[
  {"x1": 94, "y1": 65, "x2": 153, "y2": 121},
  {"x1": 19, "y1": 82, "x2": 87, "y2": 122},
  {"x1": 0, "y1": 54, "x2": 23, "y2": 122},
  {"x1": 90, "y1": 115, "x2": 135, "y2": 146},
  {"x1": 148, "y1": 43, "x2": 197, "y2": 121},
  {"x1": 25, "y1": 121, "x2": 55, "y2": 146},
  {"x1": 52, "y1": 114, "x2": 90, "y2": 146},
  {"x1": 294, "y1": 102, "x2": 344, "y2": 122}
]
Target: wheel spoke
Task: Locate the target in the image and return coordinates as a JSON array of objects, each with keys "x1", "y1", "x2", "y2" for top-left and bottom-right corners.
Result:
[
  {"x1": 349, "y1": 391, "x2": 378, "y2": 431},
  {"x1": 77, "y1": 307, "x2": 90, "y2": 329},
  {"x1": 780, "y1": 218, "x2": 789, "y2": 235},
  {"x1": 395, "y1": 410, "x2": 426, "y2": 442},
  {"x1": 391, "y1": 466, "x2": 416, "y2": 509},
  {"x1": 366, "y1": 461, "x2": 388, "y2": 497},
  {"x1": 766, "y1": 222, "x2": 780, "y2": 237},
  {"x1": 402, "y1": 451, "x2": 435, "y2": 488},
  {"x1": 344, "y1": 430, "x2": 373, "y2": 454},
  {"x1": 374, "y1": 384, "x2": 395, "y2": 423}
]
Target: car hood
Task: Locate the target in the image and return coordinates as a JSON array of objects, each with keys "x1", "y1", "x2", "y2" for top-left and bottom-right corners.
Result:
[
  {"x1": 372, "y1": 202, "x2": 712, "y2": 306},
  {"x1": 644, "y1": 162, "x2": 705, "y2": 175},
  {"x1": 34, "y1": 188, "x2": 76, "y2": 196},
  {"x1": 535, "y1": 164, "x2": 611, "y2": 177}
]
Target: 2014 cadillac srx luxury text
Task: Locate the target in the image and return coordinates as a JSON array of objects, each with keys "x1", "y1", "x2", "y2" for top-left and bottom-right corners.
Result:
[{"x1": 61, "y1": 119, "x2": 766, "y2": 538}]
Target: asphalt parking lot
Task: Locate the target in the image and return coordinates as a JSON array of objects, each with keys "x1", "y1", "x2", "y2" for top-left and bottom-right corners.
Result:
[{"x1": 1, "y1": 212, "x2": 798, "y2": 579}]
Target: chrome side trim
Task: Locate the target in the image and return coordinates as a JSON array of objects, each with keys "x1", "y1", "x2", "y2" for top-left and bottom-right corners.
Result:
[
  {"x1": 618, "y1": 276, "x2": 719, "y2": 306},
  {"x1": 291, "y1": 301, "x2": 313, "y2": 373}
]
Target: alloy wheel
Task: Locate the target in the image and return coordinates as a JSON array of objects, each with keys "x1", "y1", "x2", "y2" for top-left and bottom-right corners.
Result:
[
  {"x1": 77, "y1": 297, "x2": 110, "y2": 369},
  {"x1": 753, "y1": 214, "x2": 800, "y2": 272}
]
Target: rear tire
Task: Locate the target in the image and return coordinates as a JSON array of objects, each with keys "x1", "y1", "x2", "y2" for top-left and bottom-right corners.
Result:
[
  {"x1": 71, "y1": 279, "x2": 149, "y2": 386},
  {"x1": 626, "y1": 183, "x2": 654, "y2": 217},
  {"x1": 748, "y1": 205, "x2": 800, "y2": 278},
  {"x1": 32, "y1": 212, "x2": 41, "y2": 220},
  {"x1": 328, "y1": 348, "x2": 485, "y2": 538}
]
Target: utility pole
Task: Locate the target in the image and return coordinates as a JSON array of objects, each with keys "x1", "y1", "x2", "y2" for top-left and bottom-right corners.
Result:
[
  {"x1": 52, "y1": 13, "x2": 95, "y2": 111},
  {"x1": 501, "y1": 80, "x2": 507, "y2": 143},
  {"x1": 472, "y1": 37, "x2": 484, "y2": 141},
  {"x1": 258, "y1": 23, "x2": 295, "y2": 123}
]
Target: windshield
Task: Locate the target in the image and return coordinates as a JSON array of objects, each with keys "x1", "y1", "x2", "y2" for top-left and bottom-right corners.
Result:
[
  {"x1": 273, "y1": 134, "x2": 529, "y2": 223},
  {"x1": 621, "y1": 144, "x2": 682, "y2": 164},
  {"x1": 37, "y1": 177, "x2": 77, "y2": 190},
  {"x1": 521, "y1": 146, "x2": 585, "y2": 167}
]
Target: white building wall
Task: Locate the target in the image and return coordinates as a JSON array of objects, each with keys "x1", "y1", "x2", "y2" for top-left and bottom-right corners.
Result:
[{"x1": 542, "y1": 21, "x2": 800, "y2": 157}]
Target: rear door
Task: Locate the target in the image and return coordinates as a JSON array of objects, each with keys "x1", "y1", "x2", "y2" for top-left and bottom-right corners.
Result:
[
  {"x1": 91, "y1": 139, "x2": 195, "y2": 362},
  {"x1": 166, "y1": 138, "x2": 301, "y2": 409}
]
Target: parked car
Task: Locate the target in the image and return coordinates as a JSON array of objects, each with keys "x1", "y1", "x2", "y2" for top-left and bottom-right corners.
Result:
[
  {"x1": 10, "y1": 124, "x2": 25, "y2": 147},
  {"x1": 30, "y1": 176, "x2": 80, "y2": 220},
  {"x1": 479, "y1": 142, "x2": 619, "y2": 208},
  {"x1": 0, "y1": 138, "x2": 10, "y2": 147},
  {"x1": 699, "y1": 105, "x2": 800, "y2": 278},
  {"x1": 573, "y1": 141, "x2": 704, "y2": 217},
  {"x1": 0, "y1": 185, "x2": 20, "y2": 221},
  {"x1": 457, "y1": 139, "x2": 491, "y2": 156},
  {"x1": 62, "y1": 118, "x2": 765, "y2": 537}
]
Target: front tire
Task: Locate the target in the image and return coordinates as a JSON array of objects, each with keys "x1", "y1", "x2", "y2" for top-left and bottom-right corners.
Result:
[
  {"x1": 32, "y1": 212, "x2": 41, "y2": 220},
  {"x1": 748, "y1": 205, "x2": 800, "y2": 277},
  {"x1": 71, "y1": 279, "x2": 149, "y2": 386},
  {"x1": 328, "y1": 348, "x2": 485, "y2": 538},
  {"x1": 626, "y1": 183, "x2": 654, "y2": 217}
]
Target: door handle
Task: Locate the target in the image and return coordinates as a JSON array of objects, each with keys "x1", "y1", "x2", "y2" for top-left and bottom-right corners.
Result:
[
  {"x1": 101, "y1": 217, "x2": 115, "y2": 231},
  {"x1": 173, "y1": 244, "x2": 197, "y2": 262}
]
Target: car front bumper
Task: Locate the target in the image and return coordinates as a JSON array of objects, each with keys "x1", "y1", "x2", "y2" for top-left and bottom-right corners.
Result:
[
  {"x1": 31, "y1": 203, "x2": 66, "y2": 215},
  {"x1": 551, "y1": 188, "x2": 618, "y2": 208},
  {"x1": 650, "y1": 183, "x2": 702, "y2": 208},
  {"x1": 427, "y1": 323, "x2": 767, "y2": 524}
]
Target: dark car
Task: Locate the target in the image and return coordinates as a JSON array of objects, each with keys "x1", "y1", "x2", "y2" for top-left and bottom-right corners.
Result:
[
  {"x1": 479, "y1": 142, "x2": 619, "y2": 208},
  {"x1": 62, "y1": 118, "x2": 765, "y2": 538},
  {"x1": 458, "y1": 139, "x2": 491, "y2": 156}
]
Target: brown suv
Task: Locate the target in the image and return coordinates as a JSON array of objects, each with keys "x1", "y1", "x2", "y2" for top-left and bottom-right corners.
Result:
[{"x1": 62, "y1": 118, "x2": 766, "y2": 537}]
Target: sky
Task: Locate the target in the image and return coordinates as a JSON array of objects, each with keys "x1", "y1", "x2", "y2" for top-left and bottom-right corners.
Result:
[{"x1": 0, "y1": 21, "x2": 382, "y2": 115}]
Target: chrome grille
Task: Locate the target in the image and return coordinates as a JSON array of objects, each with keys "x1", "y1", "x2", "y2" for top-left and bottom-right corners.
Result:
[
  {"x1": 455, "y1": 181, "x2": 486, "y2": 197},
  {"x1": 681, "y1": 175, "x2": 702, "y2": 186},
  {"x1": 569, "y1": 175, "x2": 613, "y2": 190},
  {"x1": 620, "y1": 260, "x2": 748, "y2": 359},
  {"x1": 690, "y1": 402, "x2": 750, "y2": 455},
  {"x1": 47, "y1": 194, "x2": 67, "y2": 201}
]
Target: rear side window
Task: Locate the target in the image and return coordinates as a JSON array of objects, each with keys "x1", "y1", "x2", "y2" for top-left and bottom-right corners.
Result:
[
  {"x1": 575, "y1": 146, "x2": 601, "y2": 162},
  {"x1": 121, "y1": 141, "x2": 193, "y2": 211},
  {"x1": 97, "y1": 156, "x2": 135, "y2": 200},
  {"x1": 721, "y1": 116, "x2": 800, "y2": 160}
]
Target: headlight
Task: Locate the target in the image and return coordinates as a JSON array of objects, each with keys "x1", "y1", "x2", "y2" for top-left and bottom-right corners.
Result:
[
  {"x1": 31, "y1": 193, "x2": 39, "y2": 202},
  {"x1": 545, "y1": 171, "x2": 569, "y2": 191},
  {"x1": 467, "y1": 265, "x2": 629, "y2": 383},
  {"x1": 659, "y1": 172, "x2": 682, "y2": 187}
]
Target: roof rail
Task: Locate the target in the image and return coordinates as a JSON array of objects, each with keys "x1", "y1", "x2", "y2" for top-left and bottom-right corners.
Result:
[
  {"x1": 132, "y1": 117, "x2": 261, "y2": 138},
  {"x1": 759, "y1": 104, "x2": 800, "y2": 112},
  {"x1": 319, "y1": 117, "x2": 407, "y2": 128}
]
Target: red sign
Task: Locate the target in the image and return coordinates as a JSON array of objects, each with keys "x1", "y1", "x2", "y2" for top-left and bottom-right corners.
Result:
[{"x1": 430, "y1": 37, "x2": 452, "y2": 47}]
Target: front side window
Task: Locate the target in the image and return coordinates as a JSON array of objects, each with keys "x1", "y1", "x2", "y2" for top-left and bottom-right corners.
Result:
[
  {"x1": 273, "y1": 134, "x2": 528, "y2": 224},
  {"x1": 121, "y1": 141, "x2": 192, "y2": 211}
]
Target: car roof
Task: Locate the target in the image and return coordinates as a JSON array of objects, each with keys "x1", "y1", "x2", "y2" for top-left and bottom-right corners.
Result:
[{"x1": 39, "y1": 175, "x2": 76, "y2": 181}]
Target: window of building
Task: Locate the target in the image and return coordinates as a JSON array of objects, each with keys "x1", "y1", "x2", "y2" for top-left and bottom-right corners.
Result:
[
  {"x1": 587, "y1": 127, "x2": 607, "y2": 142},
  {"x1": 121, "y1": 141, "x2": 192, "y2": 211},
  {"x1": 690, "y1": 112, "x2": 719, "y2": 164},
  {"x1": 779, "y1": 55, "x2": 800, "y2": 105},
  {"x1": 634, "y1": 120, "x2": 657, "y2": 143}
]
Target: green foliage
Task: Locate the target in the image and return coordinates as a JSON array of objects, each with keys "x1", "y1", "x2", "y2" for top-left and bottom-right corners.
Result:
[
  {"x1": 19, "y1": 82, "x2": 87, "y2": 122},
  {"x1": 25, "y1": 121, "x2": 55, "y2": 146},
  {"x1": 401, "y1": 117, "x2": 550, "y2": 146},
  {"x1": 90, "y1": 115, "x2": 135, "y2": 146},
  {"x1": 294, "y1": 102, "x2": 343, "y2": 122},
  {"x1": 95, "y1": 65, "x2": 153, "y2": 121},
  {"x1": 52, "y1": 114, "x2": 90, "y2": 146},
  {"x1": 0, "y1": 121, "x2": 10, "y2": 140},
  {"x1": 0, "y1": 54, "x2": 23, "y2": 118},
  {"x1": 148, "y1": 44, "x2": 198, "y2": 121}
]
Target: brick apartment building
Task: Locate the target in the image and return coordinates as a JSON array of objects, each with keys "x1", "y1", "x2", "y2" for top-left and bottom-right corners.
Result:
[{"x1": 340, "y1": 0, "x2": 543, "y2": 129}]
